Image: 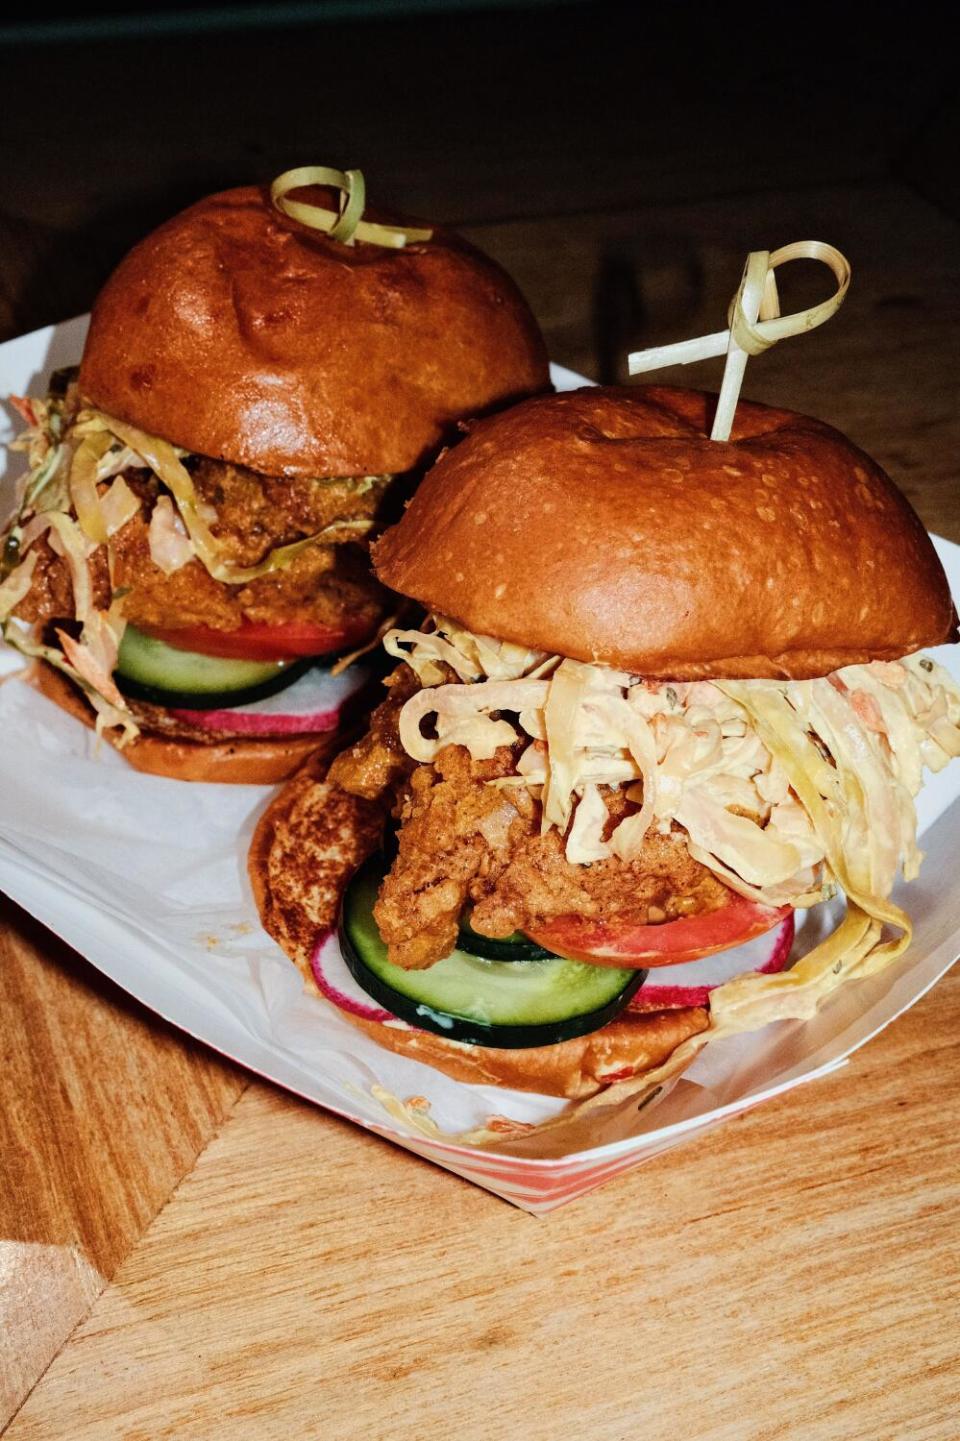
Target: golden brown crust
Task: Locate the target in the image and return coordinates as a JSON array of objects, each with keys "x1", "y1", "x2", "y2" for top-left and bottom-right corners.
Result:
[
  {"x1": 248, "y1": 759, "x2": 385, "y2": 974},
  {"x1": 78, "y1": 185, "x2": 550, "y2": 478},
  {"x1": 248, "y1": 753, "x2": 709, "y2": 1099},
  {"x1": 373, "y1": 386, "x2": 958, "y2": 679},
  {"x1": 29, "y1": 661, "x2": 339, "y2": 785}
]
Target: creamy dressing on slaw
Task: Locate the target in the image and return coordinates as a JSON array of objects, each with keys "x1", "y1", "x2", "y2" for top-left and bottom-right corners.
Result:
[
  {"x1": 384, "y1": 616, "x2": 960, "y2": 1029},
  {"x1": 0, "y1": 394, "x2": 387, "y2": 737}
]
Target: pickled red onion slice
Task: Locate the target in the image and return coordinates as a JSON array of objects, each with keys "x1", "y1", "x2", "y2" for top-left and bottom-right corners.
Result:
[
  {"x1": 310, "y1": 930, "x2": 395, "y2": 1023},
  {"x1": 168, "y1": 705, "x2": 341, "y2": 736},
  {"x1": 169, "y1": 662, "x2": 369, "y2": 735}
]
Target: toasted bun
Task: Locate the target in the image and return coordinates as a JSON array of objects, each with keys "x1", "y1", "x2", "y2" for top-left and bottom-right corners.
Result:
[
  {"x1": 337, "y1": 1005, "x2": 709, "y2": 1101},
  {"x1": 78, "y1": 186, "x2": 549, "y2": 478},
  {"x1": 248, "y1": 756, "x2": 387, "y2": 963},
  {"x1": 29, "y1": 662, "x2": 339, "y2": 784},
  {"x1": 373, "y1": 386, "x2": 957, "y2": 680},
  {"x1": 248, "y1": 759, "x2": 709, "y2": 1099}
]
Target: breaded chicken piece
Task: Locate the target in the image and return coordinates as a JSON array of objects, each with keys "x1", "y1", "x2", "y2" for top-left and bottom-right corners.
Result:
[
  {"x1": 372, "y1": 745, "x2": 520, "y2": 969},
  {"x1": 468, "y1": 825, "x2": 731, "y2": 938},
  {"x1": 327, "y1": 664, "x2": 420, "y2": 803},
  {"x1": 12, "y1": 460, "x2": 386, "y2": 633},
  {"x1": 370, "y1": 734, "x2": 734, "y2": 970}
]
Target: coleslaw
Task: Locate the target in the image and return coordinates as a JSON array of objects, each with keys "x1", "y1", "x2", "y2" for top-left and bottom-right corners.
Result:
[
  {"x1": 384, "y1": 615, "x2": 960, "y2": 1029},
  {"x1": 0, "y1": 385, "x2": 391, "y2": 735}
]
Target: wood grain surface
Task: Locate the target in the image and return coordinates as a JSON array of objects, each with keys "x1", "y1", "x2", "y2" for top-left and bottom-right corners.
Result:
[
  {"x1": 6, "y1": 980, "x2": 959, "y2": 1441},
  {"x1": 1, "y1": 34, "x2": 959, "y2": 1429},
  {"x1": 0, "y1": 903, "x2": 245, "y2": 1423}
]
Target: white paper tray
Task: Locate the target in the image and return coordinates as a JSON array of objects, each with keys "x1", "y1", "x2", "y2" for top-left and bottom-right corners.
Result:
[{"x1": 2, "y1": 318, "x2": 958, "y2": 1213}]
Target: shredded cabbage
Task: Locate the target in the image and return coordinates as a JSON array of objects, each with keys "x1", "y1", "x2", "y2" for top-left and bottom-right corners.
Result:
[
  {"x1": 148, "y1": 495, "x2": 195, "y2": 576},
  {"x1": 68, "y1": 431, "x2": 112, "y2": 543},
  {"x1": 80, "y1": 412, "x2": 379, "y2": 586},
  {"x1": 0, "y1": 550, "x2": 39, "y2": 621},
  {"x1": 99, "y1": 477, "x2": 140, "y2": 539},
  {"x1": 1, "y1": 395, "x2": 142, "y2": 735},
  {"x1": 385, "y1": 615, "x2": 960, "y2": 1028},
  {"x1": 1, "y1": 391, "x2": 391, "y2": 736},
  {"x1": 20, "y1": 511, "x2": 96, "y2": 624},
  {"x1": 3, "y1": 618, "x2": 137, "y2": 744},
  {"x1": 384, "y1": 620, "x2": 550, "y2": 686}
]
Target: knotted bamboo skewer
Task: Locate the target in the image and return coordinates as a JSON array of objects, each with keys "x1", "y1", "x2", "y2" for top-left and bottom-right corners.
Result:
[
  {"x1": 628, "y1": 241, "x2": 851, "y2": 441},
  {"x1": 270, "y1": 165, "x2": 432, "y2": 249}
]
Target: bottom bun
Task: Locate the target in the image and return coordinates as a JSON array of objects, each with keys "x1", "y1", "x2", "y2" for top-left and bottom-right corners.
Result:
[
  {"x1": 340, "y1": 1006, "x2": 709, "y2": 1100},
  {"x1": 249, "y1": 760, "x2": 709, "y2": 1099},
  {"x1": 29, "y1": 661, "x2": 339, "y2": 785}
]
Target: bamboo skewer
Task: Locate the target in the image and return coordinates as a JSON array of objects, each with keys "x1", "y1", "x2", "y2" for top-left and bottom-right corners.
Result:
[
  {"x1": 270, "y1": 165, "x2": 432, "y2": 249},
  {"x1": 628, "y1": 240, "x2": 851, "y2": 442}
]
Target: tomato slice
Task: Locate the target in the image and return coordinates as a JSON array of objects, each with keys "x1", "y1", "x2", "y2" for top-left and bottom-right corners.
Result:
[
  {"x1": 140, "y1": 616, "x2": 376, "y2": 661},
  {"x1": 526, "y1": 897, "x2": 790, "y2": 969}
]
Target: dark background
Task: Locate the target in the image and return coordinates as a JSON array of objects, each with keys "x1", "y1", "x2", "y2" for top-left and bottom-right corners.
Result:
[{"x1": 1, "y1": 0, "x2": 956, "y2": 373}]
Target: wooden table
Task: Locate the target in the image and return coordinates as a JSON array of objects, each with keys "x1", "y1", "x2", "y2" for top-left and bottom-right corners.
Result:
[{"x1": 2, "y1": 131, "x2": 959, "y2": 1441}]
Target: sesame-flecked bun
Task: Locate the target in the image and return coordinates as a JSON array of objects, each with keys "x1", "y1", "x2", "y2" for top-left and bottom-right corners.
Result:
[
  {"x1": 372, "y1": 386, "x2": 957, "y2": 679},
  {"x1": 78, "y1": 185, "x2": 550, "y2": 478}
]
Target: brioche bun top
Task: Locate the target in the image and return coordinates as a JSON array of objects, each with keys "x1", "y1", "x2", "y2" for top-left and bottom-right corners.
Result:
[
  {"x1": 78, "y1": 185, "x2": 549, "y2": 478},
  {"x1": 373, "y1": 386, "x2": 957, "y2": 680}
]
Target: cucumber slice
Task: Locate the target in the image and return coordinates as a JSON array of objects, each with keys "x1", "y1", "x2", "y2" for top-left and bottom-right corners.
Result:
[
  {"x1": 115, "y1": 625, "x2": 308, "y2": 709},
  {"x1": 456, "y1": 915, "x2": 553, "y2": 962},
  {"x1": 340, "y1": 860, "x2": 646, "y2": 1048}
]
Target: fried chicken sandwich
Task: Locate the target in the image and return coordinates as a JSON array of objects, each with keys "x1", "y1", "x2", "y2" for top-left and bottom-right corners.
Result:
[
  {"x1": 251, "y1": 386, "x2": 960, "y2": 1098},
  {"x1": 0, "y1": 176, "x2": 549, "y2": 781}
]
